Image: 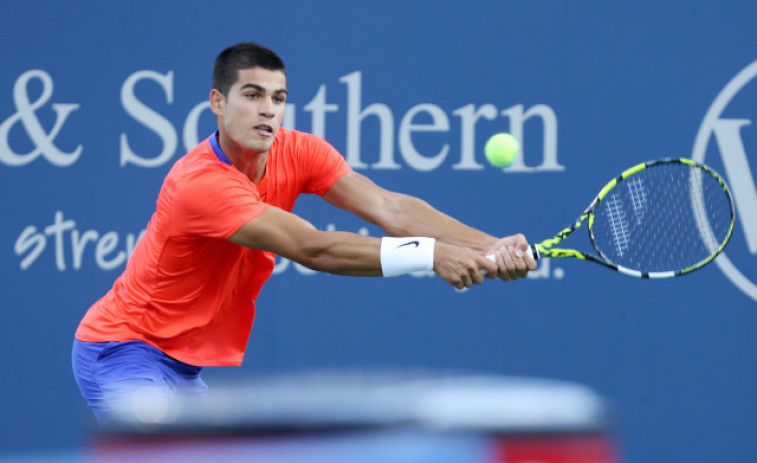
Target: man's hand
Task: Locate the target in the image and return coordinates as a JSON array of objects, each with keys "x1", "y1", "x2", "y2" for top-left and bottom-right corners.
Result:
[
  {"x1": 487, "y1": 234, "x2": 537, "y2": 281},
  {"x1": 433, "y1": 242, "x2": 498, "y2": 290}
]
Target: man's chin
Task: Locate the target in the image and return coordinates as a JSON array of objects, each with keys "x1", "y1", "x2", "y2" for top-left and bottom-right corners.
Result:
[{"x1": 245, "y1": 140, "x2": 274, "y2": 154}]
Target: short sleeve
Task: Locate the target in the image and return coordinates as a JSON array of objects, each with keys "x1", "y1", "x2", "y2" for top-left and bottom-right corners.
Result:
[
  {"x1": 170, "y1": 169, "x2": 268, "y2": 238},
  {"x1": 298, "y1": 134, "x2": 353, "y2": 196}
]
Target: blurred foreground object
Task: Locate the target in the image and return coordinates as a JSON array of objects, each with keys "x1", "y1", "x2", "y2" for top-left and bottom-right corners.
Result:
[{"x1": 95, "y1": 370, "x2": 619, "y2": 463}]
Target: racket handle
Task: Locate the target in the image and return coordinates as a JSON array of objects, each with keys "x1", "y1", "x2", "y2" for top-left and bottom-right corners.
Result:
[
  {"x1": 482, "y1": 254, "x2": 496, "y2": 277},
  {"x1": 530, "y1": 244, "x2": 541, "y2": 260},
  {"x1": 486, "y1": 246, "x2": 540, "y2": 263},
  {"x1": 481, "y1": 244, "x2": 541, "y2": 276},
  {"x1": 482, "y1": 246, "x2": 540, "y2": 276}
]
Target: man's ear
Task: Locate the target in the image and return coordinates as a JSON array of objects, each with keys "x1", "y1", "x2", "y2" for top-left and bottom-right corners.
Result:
[{"x1": 210, "y1": 89, "x2": 225, "y2": 116}]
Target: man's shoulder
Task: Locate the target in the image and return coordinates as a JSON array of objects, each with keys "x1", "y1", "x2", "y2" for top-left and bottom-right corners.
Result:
[
  {"x1": 170, "y1": 138, "x2": 223, "y2": 175},
  {"x1": 272, "y1": 129, "x2": 340, "y2": 168},
  {"x1": 181, "y1": 137, "x2": 216, "y2": 164},
  {"x1": 274, "y1": 127, "x2": 329, "y2": 150},
  {"x1": 164, "y1": 138, "x2": 246, "y2": 194}
]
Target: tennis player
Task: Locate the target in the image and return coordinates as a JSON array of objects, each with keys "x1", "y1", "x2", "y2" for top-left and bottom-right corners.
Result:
[{"x1": 72, "y1": 42, "x2": 537, "y2": 423}]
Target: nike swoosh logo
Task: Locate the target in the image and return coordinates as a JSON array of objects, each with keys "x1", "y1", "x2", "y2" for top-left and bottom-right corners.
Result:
[{"x1": 397, "y1": 240, "x2": 420, "y2": 249}]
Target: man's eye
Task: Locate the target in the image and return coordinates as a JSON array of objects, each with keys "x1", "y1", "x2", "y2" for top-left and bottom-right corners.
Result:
[
  {"x1": 246, "y1": 93, "x2": 258, "y2": 99},
  {"x1": 273, "y1": 96, "x2": 286, "y2": 103}
]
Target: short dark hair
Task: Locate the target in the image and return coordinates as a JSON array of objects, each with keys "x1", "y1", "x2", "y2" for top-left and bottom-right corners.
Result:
[{"x1": 212, "y1": 42, "x2": 286, "y2": 96}]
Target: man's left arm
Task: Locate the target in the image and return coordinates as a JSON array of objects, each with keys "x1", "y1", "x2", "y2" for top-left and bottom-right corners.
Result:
[{"x1": 322, "y1": 172, "x2": 536, "y2": 281}]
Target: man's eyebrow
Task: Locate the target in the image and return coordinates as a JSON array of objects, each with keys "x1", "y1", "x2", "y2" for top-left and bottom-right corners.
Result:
[{"x1": 239, "y1": 83, "x2": 288, "y2": 95}]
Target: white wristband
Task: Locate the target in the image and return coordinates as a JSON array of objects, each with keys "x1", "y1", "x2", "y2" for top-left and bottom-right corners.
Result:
[{"x1": 380, "y1": 237, "x2": 435, "y2": 277}]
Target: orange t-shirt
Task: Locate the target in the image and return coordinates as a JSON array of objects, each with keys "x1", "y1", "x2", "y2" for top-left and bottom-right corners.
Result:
[{"x1": 75, "y1": 128, "x2": 352, "y2": 366}]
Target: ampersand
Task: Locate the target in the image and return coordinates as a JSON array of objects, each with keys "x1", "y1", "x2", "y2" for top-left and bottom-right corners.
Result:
[{"x1": 0, "y1": 69, "x2": 82, "y2": 166}]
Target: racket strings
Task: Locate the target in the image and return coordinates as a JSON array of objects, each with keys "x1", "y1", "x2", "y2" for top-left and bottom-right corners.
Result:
[
  {"x1": 689, "y1": 168, "x2": 721, "y2": 254},
  {"x1": 605, "y1": 194, "x2": 631, "y2": 257},
  {"x1": 591, "y1": 162, "x2": 732, "y2": 272}
]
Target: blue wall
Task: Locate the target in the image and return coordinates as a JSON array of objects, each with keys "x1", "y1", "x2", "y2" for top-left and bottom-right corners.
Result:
[{"x1": 1, "y1": 2, "x2": 756, "y2": 462}]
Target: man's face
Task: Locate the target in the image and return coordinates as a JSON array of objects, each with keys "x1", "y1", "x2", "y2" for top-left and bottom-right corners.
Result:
[{"x1": 212, "y1": 67, "x2": 287, "y2": 154}]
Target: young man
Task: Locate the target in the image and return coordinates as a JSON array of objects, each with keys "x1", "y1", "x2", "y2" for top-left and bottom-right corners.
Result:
[{"x1": 72, "y1": 42, "x2": 536, "y2": 423}]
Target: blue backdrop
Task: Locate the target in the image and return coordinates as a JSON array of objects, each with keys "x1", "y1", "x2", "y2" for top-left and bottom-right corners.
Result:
[{"x1": 1, "y1": 2, "x2": 756, "y2": 462}]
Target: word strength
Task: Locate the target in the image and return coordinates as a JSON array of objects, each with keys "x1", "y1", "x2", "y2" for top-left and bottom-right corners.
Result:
[{"x1": 14, "y1": 211, "x2": 145, "y2": 271}]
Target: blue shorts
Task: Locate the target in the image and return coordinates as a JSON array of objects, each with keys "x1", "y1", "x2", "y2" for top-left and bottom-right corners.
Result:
[{"x1": 71, "y1": 339, "x2": 208, "y2": 424}]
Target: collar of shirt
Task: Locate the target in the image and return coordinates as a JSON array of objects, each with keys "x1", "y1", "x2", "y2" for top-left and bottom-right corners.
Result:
[{"x1": 209, "y1": 130, "x2": 233, "y2": 166}]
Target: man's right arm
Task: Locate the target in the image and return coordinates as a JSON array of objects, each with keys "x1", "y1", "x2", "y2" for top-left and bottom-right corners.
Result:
[{"x1": 227, "y1": 205, "x2": 498, "y2": 289}]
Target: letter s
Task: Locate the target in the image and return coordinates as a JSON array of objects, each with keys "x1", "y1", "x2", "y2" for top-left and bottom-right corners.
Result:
[
  {"x1": 15, "y1": 226, "x2": 46, "y2": 270},
  {"x1": 119, "y1": 70, "x2": 177, "y2": 167}
]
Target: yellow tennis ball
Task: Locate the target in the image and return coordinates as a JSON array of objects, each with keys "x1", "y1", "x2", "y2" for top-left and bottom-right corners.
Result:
[{"x1": 484, "y1": 133, "x2": 519, "y2": 167}]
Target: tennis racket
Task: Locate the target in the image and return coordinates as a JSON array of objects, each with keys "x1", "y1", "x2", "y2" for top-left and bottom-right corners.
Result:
[{"x1": 527, "y1": 158, "x2": 735, "y2": 278}]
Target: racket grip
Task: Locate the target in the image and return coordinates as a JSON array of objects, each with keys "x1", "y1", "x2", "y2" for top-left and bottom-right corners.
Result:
[
  {"x1": 530, "y1": 244, "x2": 541, "y2": 260},
  {"x1": 482, "y1": 246, "x2": 540, "y2": 276},
  {"x1": 481, "y1": 254, "x2": 496, "y2": 277}
]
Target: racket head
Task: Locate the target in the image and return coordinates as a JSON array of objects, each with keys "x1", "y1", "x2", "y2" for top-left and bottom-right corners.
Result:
[{"x1": 586, "y1": 158, "x2": 735, "y2": 278}]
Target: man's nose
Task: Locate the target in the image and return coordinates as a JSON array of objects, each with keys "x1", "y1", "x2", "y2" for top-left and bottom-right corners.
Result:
[{"x1": 259, "y1": 97, "x2": 275, "y2": 116}]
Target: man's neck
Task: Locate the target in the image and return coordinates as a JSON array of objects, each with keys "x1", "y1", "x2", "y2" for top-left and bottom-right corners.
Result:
[{"x1": 218, "y1": 133, "x2": 268, "y2": 184}]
